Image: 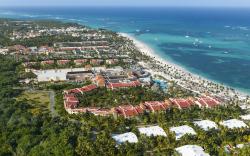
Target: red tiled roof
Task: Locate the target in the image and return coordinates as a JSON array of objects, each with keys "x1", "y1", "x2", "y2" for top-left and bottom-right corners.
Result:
[
  {"x1": 66, "y1": 97, "x2": 78, "y2": 102},
  {"x1": 65, "y1": 101, "x2": 78, "y2": 109},
  {"x1": 65, "y1": 88, "x2": 82, "y2": 94},
  {"x1": 41, "y1": 60, "x2": 54, "y2": 64},
  {"x1": 78, "y1": 84, "x2": 97, "y2": 93},
  {"x1": 64, "y1": 84, "x2": 97, "y2": 94},
  {"x1": 57, "y1": 60, "x2": 70, "y2": 64},
  {"x1": 74, "y1": 59, "x2": 87, "y2": 63},
  {"x1": 144, "y1": 101, "x2": 168, "y2": 112},
  {"x1": 64, "y1": 94, "x2": 75, "y2": 99},
  {"x1": 197, "y1": 96, "x2": 220, "y2": 108},
  {"x1": 64, "y1": 93, "x2": 79, "y2": 109},
  {"x1": 170, "y1": 98, "x2": 193, "y2": 109},
  {"x1": 135, "y1": 105, "x2": 146, "y2": 114},
  {"x1": 107, "y1": 81, "x2": 141, "y2": 89},
  {"x1": 115, "y1": 105, "x2": 139, "y2": 118}
]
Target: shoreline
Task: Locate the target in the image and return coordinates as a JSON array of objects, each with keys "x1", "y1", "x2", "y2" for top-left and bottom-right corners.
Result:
[{"x1": 119, "y1": 32, "x2": 249, "y2": 99}]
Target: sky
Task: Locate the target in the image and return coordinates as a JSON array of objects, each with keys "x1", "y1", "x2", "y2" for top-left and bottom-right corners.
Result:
[{"x1": 1, "y1": 0, "x2": 250, "y2": 7}]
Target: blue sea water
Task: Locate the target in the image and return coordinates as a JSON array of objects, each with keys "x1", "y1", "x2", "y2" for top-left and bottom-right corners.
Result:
[{"x1": 1, "y1": 7, "x2": 250, "y2": 94}]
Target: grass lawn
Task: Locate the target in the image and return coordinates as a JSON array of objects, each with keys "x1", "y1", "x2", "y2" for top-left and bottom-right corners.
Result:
[{"x1": 17, "y1": 91, "x2": 50, "y2": 115}]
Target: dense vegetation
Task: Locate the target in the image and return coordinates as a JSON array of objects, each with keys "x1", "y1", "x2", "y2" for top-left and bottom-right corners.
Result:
[
  {"x1": 0, "y1": 55, "x2": 250, "y2": 156},
  {"x1": 76, "y1": 87, "x2": 165, "y2": 108}
]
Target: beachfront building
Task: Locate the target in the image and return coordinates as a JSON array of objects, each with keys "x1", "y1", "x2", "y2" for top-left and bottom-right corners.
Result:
[
  {"x1": 219, "y1": 119, "x2": 249, "y2": 129},
  {"x1": 195, "y1": 96, "x2": 220, "y2": 108},
  {"x1": 175, "y1": 145, "x2": 210, "y2": 156},
  {"x1": 138, "y1": 126, "x2": 167, "y2": 137},
  {"x1": 193, "y1": 120, "x2": 218, "y2": 131},
  {"x1": 112, "y1": 132, "x2": 138, "y2": 144},
  {"x1": 170, "y1": 125, "x2": 196, "y2": 140}
]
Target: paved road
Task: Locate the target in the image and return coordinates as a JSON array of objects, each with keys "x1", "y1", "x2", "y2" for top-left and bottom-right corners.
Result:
[{"x1": 48, "y1": 91, "x2": 58, "y2": 117}]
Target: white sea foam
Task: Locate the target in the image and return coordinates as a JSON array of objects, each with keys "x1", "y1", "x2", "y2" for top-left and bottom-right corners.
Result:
[{"x1": 119, "y1": 32, "x2": 249, "y2": 98}]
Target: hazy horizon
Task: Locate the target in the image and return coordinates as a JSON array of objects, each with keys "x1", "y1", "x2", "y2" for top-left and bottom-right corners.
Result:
[{"x1": 1, "y1": 0, "x2": 250, "y2": 8}]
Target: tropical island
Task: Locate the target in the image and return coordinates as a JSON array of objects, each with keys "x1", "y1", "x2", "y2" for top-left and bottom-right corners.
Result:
[{"x1": 0, "y1": 18, "x2": 250, "y2": 155}]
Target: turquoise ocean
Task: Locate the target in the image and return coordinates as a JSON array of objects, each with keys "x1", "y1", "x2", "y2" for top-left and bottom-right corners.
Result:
[{"x1": 0, "y1": 7, "x2": 250, "y2": 94}]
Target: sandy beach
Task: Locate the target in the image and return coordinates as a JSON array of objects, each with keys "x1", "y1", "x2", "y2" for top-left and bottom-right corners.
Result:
[{"x1": 119, "y1": 32, "x2": 249, "y2": 100}]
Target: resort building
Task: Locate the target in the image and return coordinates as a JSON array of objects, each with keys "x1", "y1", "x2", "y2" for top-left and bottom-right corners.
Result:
[
  {"x1": 57, "y1": 59, "x2": 71, "y2": 65},
  {"x1": 170, "y1": 125, "x2": 197, "y2": 140},
  {"x1": 219, "y1": 119, "x2": 249, "y2": 129},
  {"x1": 90, "y1": 59, "x2": 104, "y2": 65},
  {"x1": 112, "y1": 132, "x2": 138, "y2": 144},
  {"x1": 195, "y1": 96, "x2": 220, "y2": 108},
  {"x1": 138, "y1": 126, "x2": 167, "y2": 137},
  {"x1": 175, "y1": 145, "x2": 210, "y2": 156},
  {"x1": 143, "y1": 101, "x2": 169, "y2": 112},
  {"x1": 74, "y1": 59, "x2": 88, "y2": 65},
  {"x1": 64, "y1": 94, "x2": 79, "y2": 110},
  {"x1": 115, "y1": 105, "x2": 141, "y2": 118},
  {"x1": 169, "y1": 98, "x2": 194, "y2": 109},
  {"x1": 93, "y1": 75, "x2": 106, "y2": 87},
  {"x1": 106, "y1": 81, "x2": 141, "y2": 90},
  {"x1": 106, "y1": 59, "x2": 119, "y2": 65},
  {"x1": 134, "y1": 105, "x2": 146, "y2": 114},
  {"x1": 38, "y1": 46, "x2": 54, "y2": 54},
  {"x1": 33, "y1": 68, "x2": 86, "y2": 82},
  {"x1": 9, "y1": 44, "x2": 27, "y2": 53},
  {"x1": 41, "y1": 60, "x2": 54, "y2": 65},
  {"x1": 66, "y1": 71, "x2": 94, "y2": 81},
  {"x1": 193, "y1": 120, "x2": 218, "y2": 131},
  {"x1": 64, "y1": 84, "x2": 97, "y2": 94}
]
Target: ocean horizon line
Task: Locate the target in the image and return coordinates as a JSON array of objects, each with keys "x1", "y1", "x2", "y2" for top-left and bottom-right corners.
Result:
[
  {"x1": 1, "y1": 7, "x2": 250, "y2": 95},
  {"x1": 1, "y1": 6, "x2": 250, "y2": 9}
]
